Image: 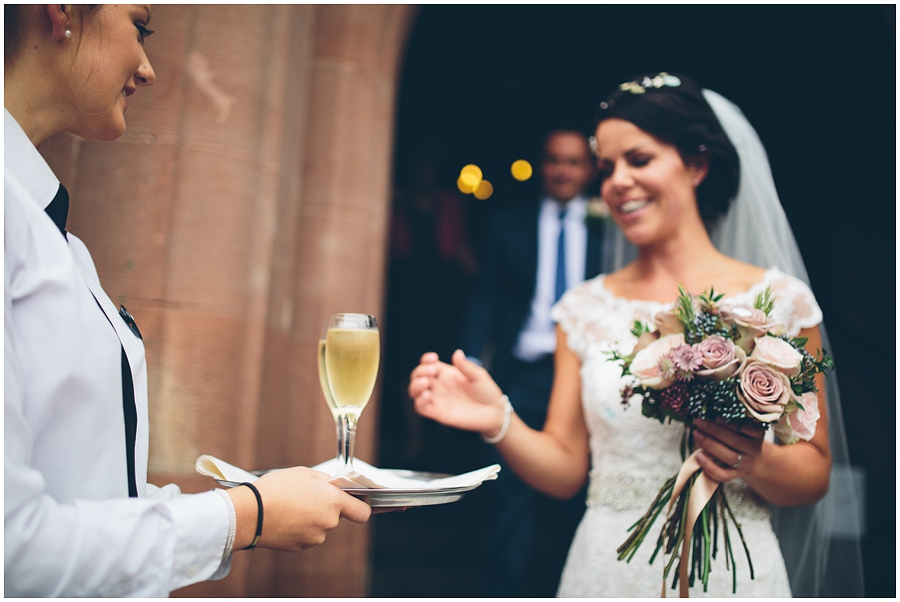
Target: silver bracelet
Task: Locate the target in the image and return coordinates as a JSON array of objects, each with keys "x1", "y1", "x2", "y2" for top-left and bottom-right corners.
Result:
[
  {"x1": 214, "y1": 488, "x2": 237, "y2": 561},
  {"x1": 481, "y1": 395, "x2": 512, "y2": 444}
]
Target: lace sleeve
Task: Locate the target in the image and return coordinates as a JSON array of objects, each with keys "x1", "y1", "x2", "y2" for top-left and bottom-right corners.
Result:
[
  {"x1": 552, "y1": 284, "x2": 594, "y2": 360},
  {"x1": 760, "y1": 269, "x2": 823, "y2": 336},
  {"x1": 550, "y1": 287, "x2": 584, "y2": 357},
  {"x1": 552, "y1": 276, "x2": 652, "y2": 362}
]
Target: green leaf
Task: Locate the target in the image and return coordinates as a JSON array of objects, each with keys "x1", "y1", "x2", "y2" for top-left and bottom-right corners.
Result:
[
  {"x1": 753, "y1": 286, "x2": 776, "y2": 315},
  {"x1": 631, "y1": 320, "x2": 650, "y2": 338},
  {"x1": 675, "y1": 285, "x2": 697, "y2": 329},
  {"x1": 700, "y1": 287, "x2": 724, "y2": 305}
]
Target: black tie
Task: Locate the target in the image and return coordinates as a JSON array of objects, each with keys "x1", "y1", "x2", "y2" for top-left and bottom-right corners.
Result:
[
  {"x1": 46, "y1": 184, "x2": 69, "y2": 238},
  {"x1": 44, "y1": 184, "x2": 139, "y2": 497}
]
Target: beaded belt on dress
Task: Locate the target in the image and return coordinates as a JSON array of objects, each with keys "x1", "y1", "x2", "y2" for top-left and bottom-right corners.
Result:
[{"x1": 587, "y1": 469, "x2": 771, "y2": 521}]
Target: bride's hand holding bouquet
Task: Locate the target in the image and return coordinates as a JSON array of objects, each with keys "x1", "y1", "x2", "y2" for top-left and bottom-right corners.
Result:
[{"x1": 691, "y1": 418, "x2": 765, "y2": 486}]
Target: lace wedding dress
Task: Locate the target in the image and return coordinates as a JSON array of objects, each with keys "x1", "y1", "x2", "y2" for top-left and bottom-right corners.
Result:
[{"x1": 552, "y1": 268, "x2": 822, "y2": 598}]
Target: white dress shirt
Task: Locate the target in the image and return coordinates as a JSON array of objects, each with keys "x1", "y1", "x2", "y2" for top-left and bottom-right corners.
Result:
[
  {"x1": 513, "y1": 195, "x2": 588, "y2": 361},
  {"x1": 4, "y1": 109, "x2": 231, "y2": 596}
]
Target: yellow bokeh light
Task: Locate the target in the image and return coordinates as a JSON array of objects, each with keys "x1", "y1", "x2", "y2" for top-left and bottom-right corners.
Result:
[
  {"x1": 473, "y1": 179, "x2": 493, "y2": 200},
  {"x1": 511, "y1": 159, "x2": 533, "y2": 181},
  {"x1": 460, "y1": 171, "x2": 481, "y2": 188},
  {"x1": 457, "y1": 175, "x2": 476, "y2": 194},
  {"x1": 460, "y1": 164, "x2": 483, "y2": 181},
  {"x1": 458, "y1": 171, "x2": 483, "y2": 194}
]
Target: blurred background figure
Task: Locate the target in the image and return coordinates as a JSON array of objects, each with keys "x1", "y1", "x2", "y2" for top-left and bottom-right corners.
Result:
[{"x1": 459, "y1": 128, "x2": 600, "y2": 597}]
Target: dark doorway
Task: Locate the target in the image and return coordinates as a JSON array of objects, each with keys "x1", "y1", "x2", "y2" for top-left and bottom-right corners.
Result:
[{"x1": 374, "y1": 5, "x2": 894, "y2": 597}]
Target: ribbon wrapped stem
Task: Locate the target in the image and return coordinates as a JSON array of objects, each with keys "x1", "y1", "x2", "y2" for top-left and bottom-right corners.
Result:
[{"x1": 617, "y1": 444, "x2": 756, "y2": 597}]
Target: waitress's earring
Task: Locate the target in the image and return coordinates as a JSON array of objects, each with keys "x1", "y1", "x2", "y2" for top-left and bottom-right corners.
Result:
[{"x1": 64, "y1": 30, "x2": 72, "y2": 39}]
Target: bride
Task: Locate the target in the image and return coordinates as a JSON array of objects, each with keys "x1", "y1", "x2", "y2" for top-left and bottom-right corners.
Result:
[{"x1": 408, "y1": 73, "x2": 861, "y2": 597}]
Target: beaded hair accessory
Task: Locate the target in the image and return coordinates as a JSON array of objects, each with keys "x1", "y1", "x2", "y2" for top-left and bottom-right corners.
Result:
[
  {"x1": 600, "y1": 72, "x2": 682, "y2": 110},
  {"x1": 593, "y1": 73, "x2": 703, "y2": 158}
]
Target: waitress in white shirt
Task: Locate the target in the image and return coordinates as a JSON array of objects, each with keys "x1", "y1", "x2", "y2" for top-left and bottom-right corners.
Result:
[{"x1": 4, "y1": 5, "x2": 371, "y2": 596}]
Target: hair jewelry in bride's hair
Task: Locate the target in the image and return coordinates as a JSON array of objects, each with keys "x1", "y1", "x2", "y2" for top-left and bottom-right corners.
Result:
[{"x1": 599, "y1": 72, "x2": 682, "y2": 110}]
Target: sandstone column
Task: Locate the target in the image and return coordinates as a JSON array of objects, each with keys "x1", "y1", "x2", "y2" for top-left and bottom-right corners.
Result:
[{"x1": 40, "y1": 4, "x2": 416, "y2": 596}]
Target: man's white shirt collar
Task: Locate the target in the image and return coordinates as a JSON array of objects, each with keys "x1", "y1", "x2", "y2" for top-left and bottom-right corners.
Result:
[{"x1": 540, "y1": 194, "x2": 589, "y2": 219}]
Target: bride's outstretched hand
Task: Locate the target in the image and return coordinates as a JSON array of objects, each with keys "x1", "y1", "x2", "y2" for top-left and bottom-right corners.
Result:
[{"x1": 408, "y1": 349, "x2": 506, "y2": 436}]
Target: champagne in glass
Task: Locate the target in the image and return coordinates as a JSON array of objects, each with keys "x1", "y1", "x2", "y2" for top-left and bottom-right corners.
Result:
[
  {"x1": 317, "y1": 337, "x2": 344, "y2": 463},
  {"x1": 324, "y1": 313, "x2": 379, "y2": 474}
]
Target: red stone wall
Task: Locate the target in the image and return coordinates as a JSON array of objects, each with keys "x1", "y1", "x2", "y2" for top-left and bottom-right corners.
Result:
[{"x1": 39, "y1": 4, "x2": 416, "y2": 596}]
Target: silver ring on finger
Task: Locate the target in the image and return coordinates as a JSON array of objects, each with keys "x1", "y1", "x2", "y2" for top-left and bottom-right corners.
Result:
[{"x1": 731, "y1": 454, "x2": 743, "y2": 469}]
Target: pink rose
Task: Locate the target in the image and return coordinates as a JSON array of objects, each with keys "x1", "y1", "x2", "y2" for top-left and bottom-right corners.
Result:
[
  {"x1": 695, "y1": 335, "x2": 746, "y2": 381},
  {"x1": 751, "y1": 335, "x2": 803, "y2": 377},
  {"x1": 774, "y1": 392, "x2": 820, "y2": 444},
  {"x1": 737, "y1": 359, "x2": 792, "y2": 423},
  {"x1": 630, "y1": 334, "x2": 684, "y2": 389},
  {"x1": 720, "y1": 305, "x2": 776, "y2": 353}
]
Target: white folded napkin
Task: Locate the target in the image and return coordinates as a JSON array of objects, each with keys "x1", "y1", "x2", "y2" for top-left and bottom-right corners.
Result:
[
  {"x1": 196, "y1": 454, "x2": 262, "y2": 484},
  {"x1": 311, "y1": 457, "x2": 501, "y2": 490},
  {"x1": 196, "y1": 454, "x2": 500, "y2": 491}
]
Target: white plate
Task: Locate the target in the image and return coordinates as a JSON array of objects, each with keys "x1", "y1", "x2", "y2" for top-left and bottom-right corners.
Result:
[{"x1": 215, "y1": 469, "x2": 483, "y2": 508}]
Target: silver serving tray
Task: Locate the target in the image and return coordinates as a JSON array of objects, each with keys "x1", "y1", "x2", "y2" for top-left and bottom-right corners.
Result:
[{"x1": 215, "y1": 469, "x2": 481, "y2": 508}]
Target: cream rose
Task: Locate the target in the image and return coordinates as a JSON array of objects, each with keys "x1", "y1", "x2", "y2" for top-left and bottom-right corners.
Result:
[
  {"x1": 774, "y1": 392, "x2": 820, "y2": 444},
  {"x1": 751, "y1": 335, "x2": 803, "y2": 377},
  {"x1": 629, "y1": 333, "x2": 684, "y2": 390},
  {"x1": 737, "y1": 359, "x2": 792, "y2": 423},
  {"x1": 720, "y1": 305, "x2": 775, "y2": 353},
  {"x1": 653, "y1": 307, "x2": 684, "y2": 336},
  {"x1": 631, "y1": 330, "x2": 660, "y2": 356},
  {"x1": 695, "y1": 335, "x2": 745, "y2": 381}
]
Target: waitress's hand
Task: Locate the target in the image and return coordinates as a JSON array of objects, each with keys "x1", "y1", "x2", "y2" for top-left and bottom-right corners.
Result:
[
  {"x1": 692, "y1": 418, "x2": 765, "y2": 484},
  {"x1": 229, "y1": 466, "x2": 371, "y2": 552},
  {"x1": 408, "y1": 349, "x2": 507, "y2": 439}
]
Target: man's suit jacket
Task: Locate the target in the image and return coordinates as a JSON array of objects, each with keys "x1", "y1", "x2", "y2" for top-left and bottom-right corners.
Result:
[{"x1": 461, "y1": 196, "x2": 604, "y2": 388}]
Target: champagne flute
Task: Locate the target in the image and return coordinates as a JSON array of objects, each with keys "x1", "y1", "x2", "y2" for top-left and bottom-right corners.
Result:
[{"x1": 323, "y1": 313, "x2": 380, "y2": 474}]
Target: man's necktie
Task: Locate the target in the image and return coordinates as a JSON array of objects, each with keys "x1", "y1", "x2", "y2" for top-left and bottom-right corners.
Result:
[
  {"x1": 44, "y1": 184, "x2": 139, "y2": 497},
  {"x1": 554, "y1": 207, "x2": 567, "y2": 303}
]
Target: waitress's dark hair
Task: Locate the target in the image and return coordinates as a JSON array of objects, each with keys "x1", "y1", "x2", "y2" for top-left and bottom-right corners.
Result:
[
  {"x1": 5, "y1": 5, "x2": 97, "y2": 68},
  {"x1": 595, "y1": 72, "x2": 740, "y2": 230},
  {"x1": 4, "y1": 4, "x2": 28, "y2": 66}
]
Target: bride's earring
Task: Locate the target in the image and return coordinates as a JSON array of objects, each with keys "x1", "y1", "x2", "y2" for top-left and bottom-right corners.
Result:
[{"x1": 64, "y1": 29, "x2": 72, "y2": 39}]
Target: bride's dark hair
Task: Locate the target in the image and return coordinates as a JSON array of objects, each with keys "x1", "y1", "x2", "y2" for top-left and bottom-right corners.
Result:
[{"x1": 595, "y1": 72, "x2": 740, "y2": 231}]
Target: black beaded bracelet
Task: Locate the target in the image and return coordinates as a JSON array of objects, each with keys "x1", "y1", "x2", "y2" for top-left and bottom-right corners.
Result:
[{"x1": 240, "y1": 482, "x2": 264, "y2": 550}]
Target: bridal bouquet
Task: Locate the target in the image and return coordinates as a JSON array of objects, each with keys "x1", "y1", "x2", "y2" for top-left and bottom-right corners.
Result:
[{"x1": 609, "y1": 286, "x2": 833, "y2": 595}]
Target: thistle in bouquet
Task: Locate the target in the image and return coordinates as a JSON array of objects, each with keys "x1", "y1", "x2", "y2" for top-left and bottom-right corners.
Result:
[{"x1": 609, "y1": 286, "x2": 833, "y2": 594}]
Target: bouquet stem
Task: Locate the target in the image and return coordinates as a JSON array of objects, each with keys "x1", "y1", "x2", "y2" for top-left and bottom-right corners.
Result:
[
  {"x1": 617, "y1": 451, "x2": 755, "y2": 596},
  {"x1": 617, "y1": 475, "x2": 677, "y2": 562}
]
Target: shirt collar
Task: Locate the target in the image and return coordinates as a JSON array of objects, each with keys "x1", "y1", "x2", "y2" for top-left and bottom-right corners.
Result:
[
  {"x1": 541, "y1": 194, "x2": 588, "y2": 220},
  {"x1": 5, "y1": 108, "x2": 61, "y2": 211}
]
